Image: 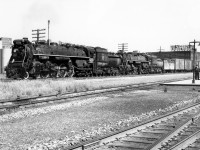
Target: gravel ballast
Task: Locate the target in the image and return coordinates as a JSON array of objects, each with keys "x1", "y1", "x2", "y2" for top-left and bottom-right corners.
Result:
[{"x1": 0, "y1": 87, "x2": 199, "y2": 149}]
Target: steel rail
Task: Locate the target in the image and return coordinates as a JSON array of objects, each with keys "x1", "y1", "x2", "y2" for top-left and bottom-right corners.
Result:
[
  {"x1": 168, "y1": 127, "x2": 200, "y2": 150},
  {"x1": 0, "y1": 73, "x2": 156, "y2": 82},
  {"x1": 168, "y1": 130, "x2": 200, "y2": 150},
  {"x1": 0, "y1": 72, "x2": 191, "y2": 82},
  {"x1": 147, "y1": 112, "x2": 200, "y2": 150},
  {"x1": 160, "y1": 113, "x2": 200, "y2": 150}
]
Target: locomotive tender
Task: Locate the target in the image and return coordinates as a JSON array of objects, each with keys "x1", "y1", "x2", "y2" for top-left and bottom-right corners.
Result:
[{"x1": 5, "y1": 38, "x2": 164, "y2": 79}]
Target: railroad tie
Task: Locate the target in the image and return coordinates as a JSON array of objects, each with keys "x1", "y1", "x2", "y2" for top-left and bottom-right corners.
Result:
[
  {"x1": 121, "y1": 137, "x2": 154, "y2": 144},
  {"x1": 152, "y1": 127, "x2": 172, "y2": 131},
  {"x1": 108, "y1": 141, "x2": 147, "y2": 149},
  {"x1": 130, "y1": 134, "x2": 160, "y2": 139},
  {"x1": 141, "y1": 130, "x2": 169, "y2": 134}
]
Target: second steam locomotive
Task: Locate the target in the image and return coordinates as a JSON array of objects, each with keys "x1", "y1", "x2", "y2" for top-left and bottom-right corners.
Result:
[{"x1": 5, "y1": 38, "x2": 171, "y2": 79}]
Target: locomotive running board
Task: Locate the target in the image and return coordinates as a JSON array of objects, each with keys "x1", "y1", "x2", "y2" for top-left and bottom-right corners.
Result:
[{"x1": 33, "y1": 54, "x2": 90, "y2": 59}]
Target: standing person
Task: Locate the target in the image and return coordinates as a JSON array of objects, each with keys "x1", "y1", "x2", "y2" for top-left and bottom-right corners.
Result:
[{"x1": 195, "y1": 65, "x2": 199, "y2": 80}]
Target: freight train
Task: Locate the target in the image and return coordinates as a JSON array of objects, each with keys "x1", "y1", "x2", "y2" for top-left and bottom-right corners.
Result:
[{"x1": 5, "y1": 38, "x2": 191, "y2": 79}]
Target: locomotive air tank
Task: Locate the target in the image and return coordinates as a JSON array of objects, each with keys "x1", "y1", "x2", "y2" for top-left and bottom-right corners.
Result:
[{"x1": 108, "y1": 54, "x2": 122, "y2": 67}]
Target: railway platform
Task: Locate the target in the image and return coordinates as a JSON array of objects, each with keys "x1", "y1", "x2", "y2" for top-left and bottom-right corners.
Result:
[{"x1": 160, "y1": 79, "x2": 200, "y2": 92}]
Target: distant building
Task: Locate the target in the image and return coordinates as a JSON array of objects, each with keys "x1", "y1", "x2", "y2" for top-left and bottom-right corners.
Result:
[
  {"x1": 0, "y1": 37, "x2": 12, "y2": 49},
  {"x1": 147, "y1": 51, "x2": 192, "y2": 60},
  {"x1": 170, "y1": 45, "x2": 194, "y2": 51},
  {"x1": 0, "y1": 37, "x2": 12, "y2": 74},
  {"x1": 147, "y1": 45, "x2": 200, "y2": 68}
]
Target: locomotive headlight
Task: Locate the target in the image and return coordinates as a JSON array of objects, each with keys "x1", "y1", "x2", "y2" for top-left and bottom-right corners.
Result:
[{"x1": 13, "y1": 49, "x2": 18, "y2": 52}]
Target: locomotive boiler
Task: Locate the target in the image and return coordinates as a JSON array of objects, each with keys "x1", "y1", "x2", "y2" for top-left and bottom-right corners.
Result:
[{"x1": 5, "y1": 38, "x2": 93, "y2": 79}]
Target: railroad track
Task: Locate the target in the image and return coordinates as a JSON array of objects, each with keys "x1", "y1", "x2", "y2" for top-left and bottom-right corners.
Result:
[
  {"x1": 0, "y1": 77, "x2": 191, "y2": 111},
  {"x1": 65, "y1": 100, "x2": 200, "y2": 150},
  {"x1": 0, "y1": 72, "x2": 190, "y2": 82},
  {"x1": 158, "y1": 118, "x2": 200, "y2": 150},
  {"x1": 0, "y1": 73, "x2": 156, "y2": 82},
  {"x1": 179, "y1": 133, "x2": 200, "y2": 150}
]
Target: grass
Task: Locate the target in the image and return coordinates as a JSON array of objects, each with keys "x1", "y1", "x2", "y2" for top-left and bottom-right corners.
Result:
[{"x1": 0, "y1": 73, "x2": 192, "y2": 101}]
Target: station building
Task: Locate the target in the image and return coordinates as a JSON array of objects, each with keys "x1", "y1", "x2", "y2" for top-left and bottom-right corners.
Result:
[{"x1": 0, "y1": 37, "x2": 12, "y2": 73}]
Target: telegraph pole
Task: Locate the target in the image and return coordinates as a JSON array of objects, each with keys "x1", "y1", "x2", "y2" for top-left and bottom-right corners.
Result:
[
  {"x1": 32, "y1": 29, "x2": 46, "y2": 43},
  {"x1": 48, "y1": 20, "x2": 50, "y2": 46},
  {"x1": 158, "y1": 46, "x2": 164, "y2": 52},
  {"x1": 118, "y1": 43, "x2": 128, "y2": 66},
  {"x1": 189, "y1": 39, "x2": 200, "y2": 84},
  {"x1": 118, "y1": 43, "x2": 128, "y2": 53}
]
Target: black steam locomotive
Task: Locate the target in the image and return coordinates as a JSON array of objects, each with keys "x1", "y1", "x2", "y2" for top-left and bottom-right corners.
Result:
[{"x1": 5, "y1": 38, "x2": 163, "y2": 79}]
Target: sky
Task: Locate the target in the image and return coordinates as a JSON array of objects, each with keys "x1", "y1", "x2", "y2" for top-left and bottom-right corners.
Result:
[{"x1": 1, "y1": 0, "x2": 200, "y2": 52}]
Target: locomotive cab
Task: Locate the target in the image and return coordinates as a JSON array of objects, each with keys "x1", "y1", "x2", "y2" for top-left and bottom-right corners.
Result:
[
  {"x1": 95, "y1": 47, "x2": 108, "y2": 66},
  {"x1": 93, "y1": 47, "x2": 108, "y2": 75}
]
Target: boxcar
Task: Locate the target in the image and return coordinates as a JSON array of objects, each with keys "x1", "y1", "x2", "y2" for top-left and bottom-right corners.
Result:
[
  {"x1": 184, "y1": 59, "x2": 192, "y2": 71},
  {"x1": 163, "y1": 59, "x2": 175, "y2": 72},
  {"x1": 175, "y1": 59, "x2": 184, "y2": 71}
]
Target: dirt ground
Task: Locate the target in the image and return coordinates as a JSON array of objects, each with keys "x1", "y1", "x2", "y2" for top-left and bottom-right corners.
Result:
[{"x1": 0, "y1": 87, "x2": 199, "y2": 150}]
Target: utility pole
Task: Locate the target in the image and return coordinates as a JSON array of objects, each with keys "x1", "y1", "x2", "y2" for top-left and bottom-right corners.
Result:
[
  {"x1": 32, "y1": 29, "x2": 46, "y2": 43},
  {"x1": 118, "y1": 43, "x2": 128, "y2": 53},
  {"x1": 48, "y1": 20, "x2": 50, "y2": 46},
  {"x1": 118, "y1": 43, "x2": 128, "y2": 66},
  {"x1": 158, "y1": 46, "x2": 164, "y2": 52},
  {"x1": 189, "y1": 39, "x2": 200, "y2": 84}
]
